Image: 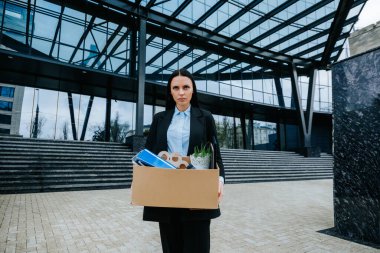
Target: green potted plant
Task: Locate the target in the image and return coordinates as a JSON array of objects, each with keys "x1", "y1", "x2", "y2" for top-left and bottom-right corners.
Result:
[{"x1": 190, "y1": 144, "x2": 211, "y2": 169}]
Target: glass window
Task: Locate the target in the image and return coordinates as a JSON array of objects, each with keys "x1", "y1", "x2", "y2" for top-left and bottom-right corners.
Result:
[
  {"x1": 60, "y1": 19, "x2": 84, "y2": 47},
  {"x1": 57, "y1": 44, "x2": 76, "y2": 62},
  {"x1": 253, "y1": 80, "x2": 263, "y2": 92},
  {"x1": 31, "y1": 38, "x2": 53, "y2": 56},
  {"x1": 301, "y1": 82, "x2": 309, "y2": 100},
  {"x1": 207, "y1": 80, "x2": 219, "y2": 94},
  {"x1": 254, "y1": 91, "x2": 263, "y2": 103},
  {"x1": 263, "y1": 93, "x2": 273, "y2": 104},
  {"x1": 0, "y1": 101, "x2": 13, "y2": 111},
  {"x1": 174, "y1": 55, "x2": 193, "y2": 70},
  {"x1": 273, "y1": 95, "x2": 279, "y2": 106},
  {"x1": 302, "y1": 99, "x2": 307, "y2": 110},
  {"x1": 33, "y1": 11, "x2": 58, "y2": 40},
  {"x1": 284, "y1": 96, "x2": 292, "y2": 108},
  {"x1": 319, "y1": 86, "x2": 329, "y2": 103},
  {"x1": 113, "y1": 35, "x2": 128, "y2": 57},
  {"x1": 263, "y1": 79, "x2": 273, "y2": 93},
  {"x1": 162, "y1": 51, "x2": 180, "y2": 67},
  {"x1": 242, "y1": 80, "x2": 252, "y2": 90},
  {"x1": 232, "y1": 86, "x2": 242, "y2": 99},
  {"x1": 243, "y1": 89, "x2": 253, "y2": 101},
  {"x1": 201, "y1": 10, "x2": 218, "y2": 29},
  {"x1": 0, "y1": 114, "x2": 11, "y2": 124},
  {"x1": 205, "y1": 64, "x2": 220, "y2": 73},
  {"x1": 0, "y1": 87, "x2": 15, "y2": 97},
  {"x1": 220, "y1": 82, "x2": 231, "y2": 96},
  {"x1": 191, "y1": 59, "x2": 207, "y2": 74},
  {"x1": 197, "y1": 80, "x2": 206, "y2": 92},
  {"x1": 253, "y1": 120, "x2": 277, "y2": 150},
  {"x1": 346, "y1": 4, "x2": 364, "y2": 20},
  {"x1": 36, "y1": 0, "x2": 61, "y2": 12},
  {"x1": 281, "y1": 78, "x2": 292, "y2": 97},
  {"x1": 152, "y1": 0, "x2": 182, "y2": 16}
]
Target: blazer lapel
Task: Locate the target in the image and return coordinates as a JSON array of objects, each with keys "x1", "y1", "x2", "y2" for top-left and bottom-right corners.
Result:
[
  {"x1": 188, "y1": 107, "x2": 204, "y2": 155},
  {"x1": 156, "y1": 109, "x2": 174, "y2": 152}
]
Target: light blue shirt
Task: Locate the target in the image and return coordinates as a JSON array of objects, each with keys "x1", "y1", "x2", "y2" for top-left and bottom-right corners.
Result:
[
  {"x1": 167, "y1": 106, "x2": 191, "y2": 156},
  {"x1": 166, "y1": 106, "x2": 224, "y2": 184}
]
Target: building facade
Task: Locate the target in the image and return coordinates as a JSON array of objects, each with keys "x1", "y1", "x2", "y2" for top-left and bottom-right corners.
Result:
[
  {"x1": 0, "y1": 84, "x2": 24, "y2": 135},
  {"x1": 0, "y1": 0, "x2": 368, "y2": 154},
  {"x1": 349, "y1": 21, "x2": 380, "y2": 56}
]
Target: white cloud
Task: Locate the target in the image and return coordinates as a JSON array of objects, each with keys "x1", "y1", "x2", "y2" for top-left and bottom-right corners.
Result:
[{"x1": 355, "y1": 0, "x2": 380, "y2": 29}]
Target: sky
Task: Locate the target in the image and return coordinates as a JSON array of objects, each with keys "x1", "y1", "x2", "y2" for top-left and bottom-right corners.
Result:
[
  {"x1": 16, "y1": 0, "x2": 380, "y2": 140},
  {"x1": 354, "y1": 0, "x2": 380, "y2": 29}
]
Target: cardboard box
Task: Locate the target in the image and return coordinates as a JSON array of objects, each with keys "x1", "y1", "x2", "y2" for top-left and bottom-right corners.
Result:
[{"x1": 131, "y1": 165, "x2": 219, "y2": 209}]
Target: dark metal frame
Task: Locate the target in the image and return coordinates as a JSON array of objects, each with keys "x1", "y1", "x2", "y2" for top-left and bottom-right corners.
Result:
[
  {"x1": 0, "y1": 0, "x2": 367, "y2": 149},
  {"x1": 49, "y1": 5, "x2": 64, "y2": 57},
  {"x1": 136, "y1": 18, "x2": 146, "y2": 136},
  {"x1": 321, "y1": 0, "x2": 355, "y2": 66},
  {"x1": 67, "y1": 92, "x2": 78, "y2": 140},
  {"x1": 68, "y1": 15, "x2": 96, "y2": 64},
  {"x1": 38, "y1": 0, "x2": 365, "y2": 78},
  {"x1": 289, "y1": 63, "x2": 317, "y2": 148},
  {"x1": 80, "y1": 95, "x2": 94, "y2": 140}
]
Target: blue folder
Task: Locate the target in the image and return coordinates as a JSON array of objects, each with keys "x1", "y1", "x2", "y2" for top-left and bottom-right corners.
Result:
[{"x1": 132, "y1": 149, "x2": 176, "y2": 169}]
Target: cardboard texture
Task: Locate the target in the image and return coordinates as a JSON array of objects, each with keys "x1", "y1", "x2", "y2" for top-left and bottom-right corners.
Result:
[{"x1": 131, "y1": 165, "x2": 219, "y2": 209}]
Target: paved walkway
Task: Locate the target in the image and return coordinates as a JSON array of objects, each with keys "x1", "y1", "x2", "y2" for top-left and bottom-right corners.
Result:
[{"x1": 0, "y1": 180, "x2": 378, "y2": 253}]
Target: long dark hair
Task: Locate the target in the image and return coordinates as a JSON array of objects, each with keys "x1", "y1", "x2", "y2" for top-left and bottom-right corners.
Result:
[{"x1": 165, "y1": 68, "x2": 200, "y2": 110}]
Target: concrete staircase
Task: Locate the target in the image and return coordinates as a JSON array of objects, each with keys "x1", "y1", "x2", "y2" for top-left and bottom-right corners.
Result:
[
  {"x1": 221, "y1": 148, "x2": 333, "y2": 183},
  {"x1": 0, "y1": 135, "x2": 333, "y2": 193},
  {"x1": 0, "y1": 135, "x2": 134, "y2": 193}
]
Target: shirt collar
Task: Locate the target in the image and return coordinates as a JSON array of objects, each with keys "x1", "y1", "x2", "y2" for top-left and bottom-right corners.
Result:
[{"x1": 175, "y1": 105, "x2": 191, "y2": 117}]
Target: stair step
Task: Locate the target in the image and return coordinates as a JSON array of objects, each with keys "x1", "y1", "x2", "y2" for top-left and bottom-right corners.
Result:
[
  {"x1": 0, "y1": 182, "x2": 131, "y2": 193},
  {"x1": 1, "y1": 174, "x2": 132, "y2": 179},
  {"x1": 226, "y1": 176, "x2": 332, "y2": 184},
  {"x1": 0, "y1": 177, "x2": 132, "y2": 185},
  {"x1": 0, "y1": 137, "x2": 128, "y2": 146},
  {"x1": 226, "y1": 172, "x2": 332, "y2": 178},
  {"x1": 224, "y1": 165, "x2": 332, "y2": 168},
  {"x1": 226, "y1": 170, "x2": 331, "y2": 174},
  {"x1": 0, "y1": 153, "x2": 135, "y2": 158},
  {"x1": 0, "y1": 158, "x2": 133, "y2": 162},
  {"x1": 0, "y1": 146, "x2": 135, "y2": 155},
  {"x1": 0, "y1": 165, "x2": 132, "y2": 169},
  {"x1": 0, "y1": 137, "x2": 334, "y2": 193}
]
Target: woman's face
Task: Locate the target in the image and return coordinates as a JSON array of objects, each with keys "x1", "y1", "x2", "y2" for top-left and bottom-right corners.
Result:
[{"x1": 170, "y1": 75, "x2": 193, "y2": 110}]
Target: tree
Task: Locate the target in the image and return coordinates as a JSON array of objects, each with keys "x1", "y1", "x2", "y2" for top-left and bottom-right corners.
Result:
[
  {"x1": 91, "y1": 125, "x2": 105, "y2": 141},
  {"x1": 30, "y1": 105, "x2": 46, "y2": 138},
  {"x1": 216, "y1": 116, "x2": 233, "y2": 148},
  {"x1": 91, "y1": 112, "x2": 130, "y2": 142},
  {"x1": 62, "y1": 121, "x2": 68, "y2": 140}
]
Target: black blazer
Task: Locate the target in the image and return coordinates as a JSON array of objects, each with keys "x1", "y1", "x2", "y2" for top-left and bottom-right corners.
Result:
[{"x1": 143, "y1": 107, "x2": 225, "y2": 222}]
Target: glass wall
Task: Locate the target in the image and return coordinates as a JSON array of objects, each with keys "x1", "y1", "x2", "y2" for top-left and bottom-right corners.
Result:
[
  {"x1": 253, "y1": 120, "x2": 277, "y2": 150},
  {"x1": 1, "y1": 0, "x2": 352, "y2": 147},
  {"x1": 18, "y1": 87, "x2": 156, "y2": 142}
]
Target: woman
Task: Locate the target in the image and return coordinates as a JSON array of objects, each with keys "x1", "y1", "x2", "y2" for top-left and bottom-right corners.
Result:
[{"x1": 144, "y1": 68, "x2": 225, "y2": 253}]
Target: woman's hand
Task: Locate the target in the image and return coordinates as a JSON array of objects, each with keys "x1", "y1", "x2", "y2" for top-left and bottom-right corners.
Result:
[{"x1": 218, "y1": 181, "x2": 224, "y2": 203}]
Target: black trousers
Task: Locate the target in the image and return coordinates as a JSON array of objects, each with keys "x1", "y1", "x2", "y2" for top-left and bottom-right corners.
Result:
[{"x1": 159, "y1": 219, "x2": 211, "y2": 253}]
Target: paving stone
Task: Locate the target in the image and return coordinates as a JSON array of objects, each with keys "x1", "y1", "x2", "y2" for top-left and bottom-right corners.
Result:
[{"x1": 0, "y1": 180, "x2": 378, "y2": 252}]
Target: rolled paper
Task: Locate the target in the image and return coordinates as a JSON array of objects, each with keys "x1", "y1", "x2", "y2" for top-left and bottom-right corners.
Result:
[
  {"x1": 169, "y1": 160, "x2": 181, "y2": 168},
  {"x1": 170, "y1": 152, "x2": 181, "y2": 163},
  {"x1": 167, "y1": 152, "x2": 180, "y2": 167},
  {"x1": 158, "y1": 151, "x2": 170, "y2": 161},
  {"x1": 177, "y1": 161, "x2": 189, "y2": 169}
]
